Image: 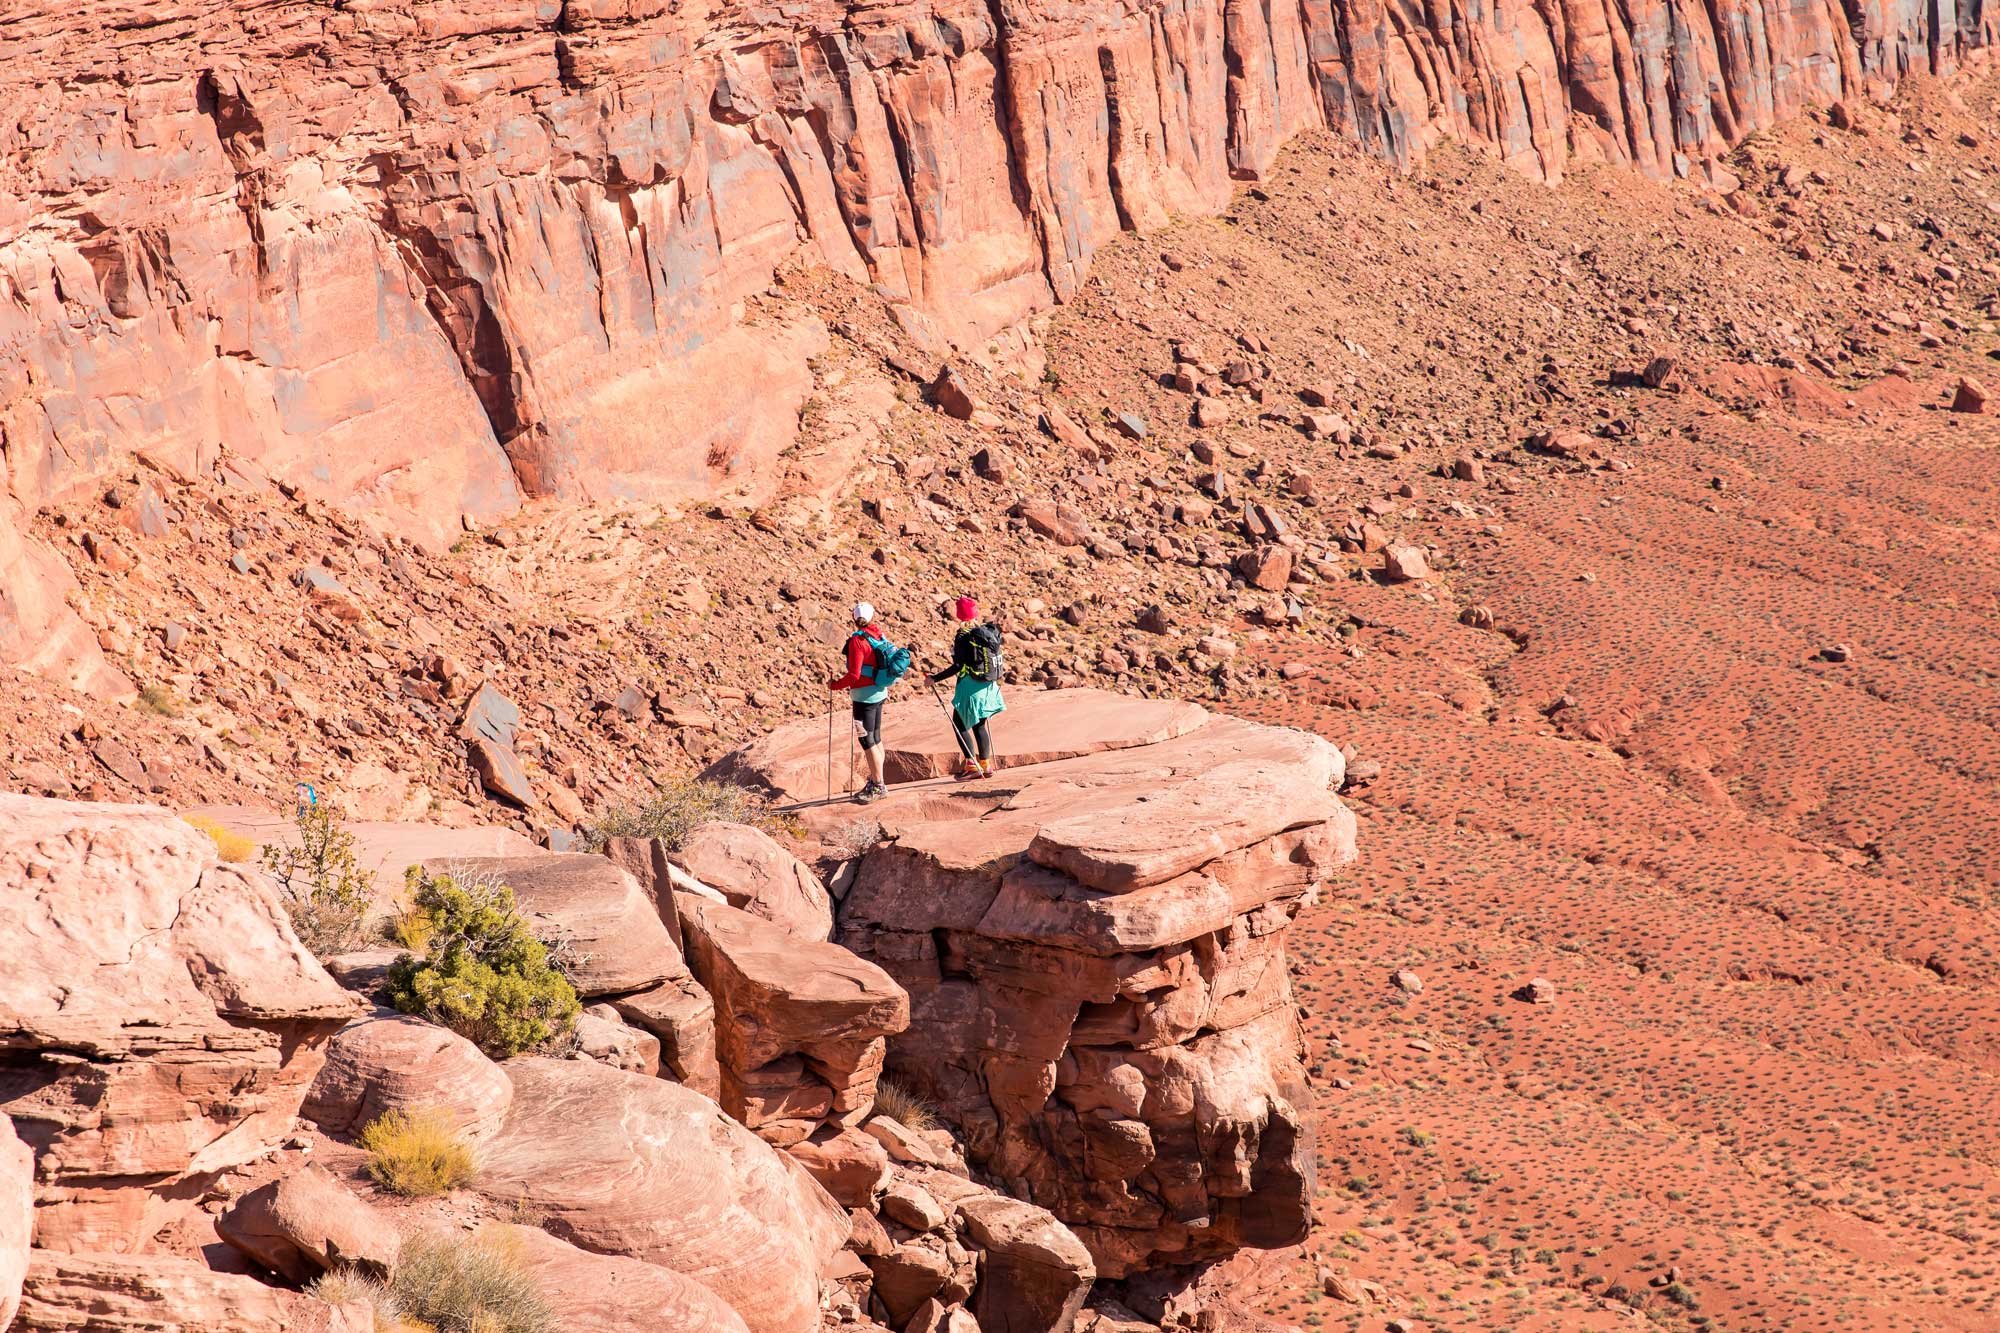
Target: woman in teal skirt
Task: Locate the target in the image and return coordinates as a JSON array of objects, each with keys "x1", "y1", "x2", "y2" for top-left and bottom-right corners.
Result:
[{"x1": 930, "y1": 595, "x2": 1005, "y2": 779}]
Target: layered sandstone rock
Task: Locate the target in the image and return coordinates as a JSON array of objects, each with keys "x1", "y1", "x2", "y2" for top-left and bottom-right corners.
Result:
[
  {"x1": 302, "y1": 1011, "x2": 515, "y2": 1146},
  {"x1": 493, "y1": 1223, "x2": 753, "y2": 1333},
  {"x1": 722, "y1": 691, "x2": 1354, "y2": 1277},
  {"x1": 680, "y1": 898, "x2": 911, "y2": 1146},
  {"x1": 473, "y1": 1057, "x2": 849, "y2": 1333},
  {"x1": 0, "y1": 795, "x2": 362, "y2": 1251},
  {"x1": 1, "y1": 0, "x2": 1987, "y2": 693},
  {"x1": 1, "y1": 1116, "x2": 28, "y2": 1330},
  {"x1": 216, "y1": 1165, "x2": 401, "y2": 1283},
  {"x1": 13, "y1": 1250, "x2": 370, "y2": 1332},
  {"x1": 674, "y1": 821, "x2": 836, "y2": 941}
]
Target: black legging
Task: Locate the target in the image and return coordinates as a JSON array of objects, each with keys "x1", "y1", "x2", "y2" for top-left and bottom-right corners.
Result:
[{"x1": 952, "y1": 713, "x2": 992, "y2": 760}]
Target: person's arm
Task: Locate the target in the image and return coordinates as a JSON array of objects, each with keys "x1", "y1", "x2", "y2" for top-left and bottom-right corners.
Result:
[
  {"x1": 828, "y1": 636, "x2": 867, "y2": 691},
  {"x1": 931, "y1": 631, "x2": 968, "y2": 682}
]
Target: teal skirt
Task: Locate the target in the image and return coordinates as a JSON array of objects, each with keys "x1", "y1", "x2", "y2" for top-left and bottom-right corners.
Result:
[{"x1": 952, "y1": 674, "x2": 1005, "y2": 728}]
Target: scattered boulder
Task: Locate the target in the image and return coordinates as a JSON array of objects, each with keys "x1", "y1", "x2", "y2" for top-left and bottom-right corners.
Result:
[
  {"x1": 1513, "y1": 977, "x2": 1557, "y2": 1004},
  {"x1": 474, "y1": 1058, "x2": 849, "y2": 1333},
  {"x1": 786, "y1": 1126, "x2": 892, "y2": 1206},
  {"x1": 958, "y1": 1192, "x2": 1095, "y2": 1333},
  {"x1": 1382, "y1": 545, "x2": 1430, "y2": 582},
  {"x1": 932, "y1": 366, "x2": 981, "y2": 420},
  {"x1": 217, "y1": 1165, "x2": 401, "y2": 1283},
  {"x1": 1235, "y1": 545, "x2": 1293, "y2": 591},
  {"x1": 303, "y1": 1012, "x2": 514, "y2": 1145},
  {"x1": 0, "y1": 796, "x2": 360, "y2": 1252},
  {"x1": 1951, "y1": 377, "x2": 1987, "y2": 413},
  {"x1": 1392, "y1": 968, "x2": 1425, "y2": 994}
]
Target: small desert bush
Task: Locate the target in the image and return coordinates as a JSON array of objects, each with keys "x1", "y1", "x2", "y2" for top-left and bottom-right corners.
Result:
[
  {"x1": 826, "y1": 818, "x2": 883, "y2": 861},
  {"x1": 136, "y1": 682, "x2": 181, "y2": 717},
  {"x1": 359, "y1": 1107, "x2": 477, "y2": 1197},
  {"x1": 873, "y1": 1075, "x2": 939, "y2": 1132},
  {"x1": 262, "y1": 802, "x2": 375, "y2": 956},
  {"x1": 389, "y1": 1229, "x2": 556, "y2": 1333},
  {"x1": 386, "y1": 868, "x2": 579, "y2": 1058},
  {"x1": 183, "y1": 814, "x2": 256, "y2": 863},
  {"x1": 580, "y1": 777, "x2": 777, "y2": 852}
]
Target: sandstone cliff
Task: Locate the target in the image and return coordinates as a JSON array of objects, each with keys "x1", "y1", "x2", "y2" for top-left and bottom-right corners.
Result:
[{"x1": 1, "y1": 0, "x2": 1992, "y2": 691}]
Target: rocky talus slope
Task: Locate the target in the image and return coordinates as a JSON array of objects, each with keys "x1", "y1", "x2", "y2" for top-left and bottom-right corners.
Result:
[
  {"x1": 0, "y1": 691, "x2": 1350, "y2": 1332},
  {"x1": 2, "y1": 0, "x2": 1993, "y2": 697}
]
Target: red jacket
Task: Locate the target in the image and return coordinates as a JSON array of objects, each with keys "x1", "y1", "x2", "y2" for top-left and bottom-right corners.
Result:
[{"x1": 827, "y1": 625, "x2": 882, "y2": 691}]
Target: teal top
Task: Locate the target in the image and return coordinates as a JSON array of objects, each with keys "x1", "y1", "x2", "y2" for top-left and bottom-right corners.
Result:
[{"x1": 850, "y1": 679, "x2": 889, "y2": 705}]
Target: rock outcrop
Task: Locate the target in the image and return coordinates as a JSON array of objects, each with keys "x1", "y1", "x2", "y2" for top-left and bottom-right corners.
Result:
[
  {"x1": 0, "y1": 795, "x2": 362, "y2": 1251},
  {"x1": 1, "y1": 1116, "x2": 28, "y2": 1330},
  {"x1": 13, "y1": 1250, "x2": 369, "y2": 1332},
  {"x1": 493, "y1": 1223, "x2": 753, "y2": 1333},
  {"x1": 1, "y1": 0, "x2": 1989, "y2": 692},
  {"x1": 718, "y1": 690, "x2": 1355, "y2": 1277},
  {"x1": 473, "y1": 1057, "x2": 850, "y2": 1333},
  {"x1": 680, "y1": 897, "x2": 911, "y2": 1145},
  {"x1": 215, "y1": 1166, "x2": 401, "y2": 1284}
]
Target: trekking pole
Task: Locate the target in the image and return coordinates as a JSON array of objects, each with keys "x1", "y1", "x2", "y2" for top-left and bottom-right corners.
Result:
[
  {"x1": 928, "y1": 675, "x2": 975, "y2": 762},
  {"x1": 825, "y1": 697, "x2": 834, "y2": 806}
]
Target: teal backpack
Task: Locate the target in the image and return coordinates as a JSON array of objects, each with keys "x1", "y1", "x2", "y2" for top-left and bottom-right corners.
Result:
[{"x1": 854, "y1": 632, "x2": 913, "y2": 687}]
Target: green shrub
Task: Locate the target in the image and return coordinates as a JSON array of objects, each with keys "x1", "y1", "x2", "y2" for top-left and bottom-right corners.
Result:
[
  {"x1": 386, "y1": 868, "x2": 579, "y2": 1058},
  {"x1": 390, "y1": 1229, "x2": 556, "y2": 1333},
  {"x1": 262, "y1": 802, "x2": 374, "y2": 956},
  {"x1": 580, "y1": 777, "x2": 778, "y2": 852}
]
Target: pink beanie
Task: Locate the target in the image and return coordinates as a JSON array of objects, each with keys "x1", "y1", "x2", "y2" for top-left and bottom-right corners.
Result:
[{"x1": 954, "y1": 596, "x2": 978, "y2": 622}]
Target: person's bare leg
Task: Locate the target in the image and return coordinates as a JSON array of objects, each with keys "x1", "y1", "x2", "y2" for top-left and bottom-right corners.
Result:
[{"x1": 863, "y1": 743, "x2": 886, "y2": 787}]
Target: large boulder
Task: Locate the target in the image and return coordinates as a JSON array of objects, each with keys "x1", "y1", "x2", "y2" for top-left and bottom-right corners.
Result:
[
  {"x1": 720, "y1": 696, "x2": 1354, "y2": 1277},
  {"x1": 426, "y1": 854, "x2": 683, "y2": 996},
  {"x1": 474, "y1": 1058, "x2": 849, "y2": 1333},
  {"x1": 494, "y1": 1223, "x2": 751, "y2": 1333},
  {"x1": 958, "y1": 1193, "x2": 1096, "y2": 1333},
  {"x1": 216, "y1": 1165, "x2": 401, "y2": 1282},
  {"x1": 679, "y1": 898, "x2": 910, "y2": 1145},
  {"x1": 303, "y1": 1012, "x2": 514, "y2": 1146},
  {"x1": 13, "y1": 1250, "x2": 370, "y2": 1331},
  {"x1": 673, "y1": 821, "x2": 834, "y2": 941},
  {"x1": 0, "y1": 795, "x2": 362, "y2": 1251},
  {"x1": 2, "y1": 1115, "x2": 28, "y2": 1330}
]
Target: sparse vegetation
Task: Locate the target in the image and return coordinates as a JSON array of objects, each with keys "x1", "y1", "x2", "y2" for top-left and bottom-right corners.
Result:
[
  {"x1": 386, "y1": 867, "x2": 580, "y2": 1058},
  {"x1": 262, "y1": 802, "x2": 374, "y2": 956},
  {"x1": 394, "y1": 1229, "x2": 555, "y2": 1333},
  {"x1": 315, "y1": 1229, "x2": 554, "y2": 1333},
  {"x1": 359, "y1": 1107, "x2": 477, "y2": 1197},
  {"x1": 872, "y1": 1074, "x2": 940, "y2": 1132},
  {"x1": 136, "y1": 682, "x2": 181, "y2": 717},
  {"x1": 183, "y1": 814, "x2": 255, "y2": 862},
  {"x1": 580, "y1": 777, "x2": 778, "y2": 853}
]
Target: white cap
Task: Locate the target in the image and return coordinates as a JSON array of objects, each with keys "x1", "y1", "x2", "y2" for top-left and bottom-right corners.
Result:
[{"x1": 852, "y1": 601, "x2": 874, "y2": 624}]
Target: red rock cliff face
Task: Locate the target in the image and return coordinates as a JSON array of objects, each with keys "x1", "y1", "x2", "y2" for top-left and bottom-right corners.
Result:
[{"x1": 0, "y1": 0, "x2": 1990, "y2": 688}]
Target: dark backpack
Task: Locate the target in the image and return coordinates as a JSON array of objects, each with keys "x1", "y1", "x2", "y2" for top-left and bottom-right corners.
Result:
[
  {"x1": 965, "y1": 623, "x2": 1005, "y2": 683},
  {"x1": 854, "y1": 632, "x2": 913, "y2": 687}
]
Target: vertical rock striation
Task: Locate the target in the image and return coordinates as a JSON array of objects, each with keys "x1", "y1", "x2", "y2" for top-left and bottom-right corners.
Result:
[{"x1": 2, "y1": 0, "x2": 1991, "y2": 690}]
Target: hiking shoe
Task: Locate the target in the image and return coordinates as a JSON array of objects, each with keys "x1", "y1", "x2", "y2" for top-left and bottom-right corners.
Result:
[
  {"x1": 855, "y1": 781, "x2": 885, "y2": 804},
  {"x1": 955, "y1": 759, "x2": 983, "y2": 781}
]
